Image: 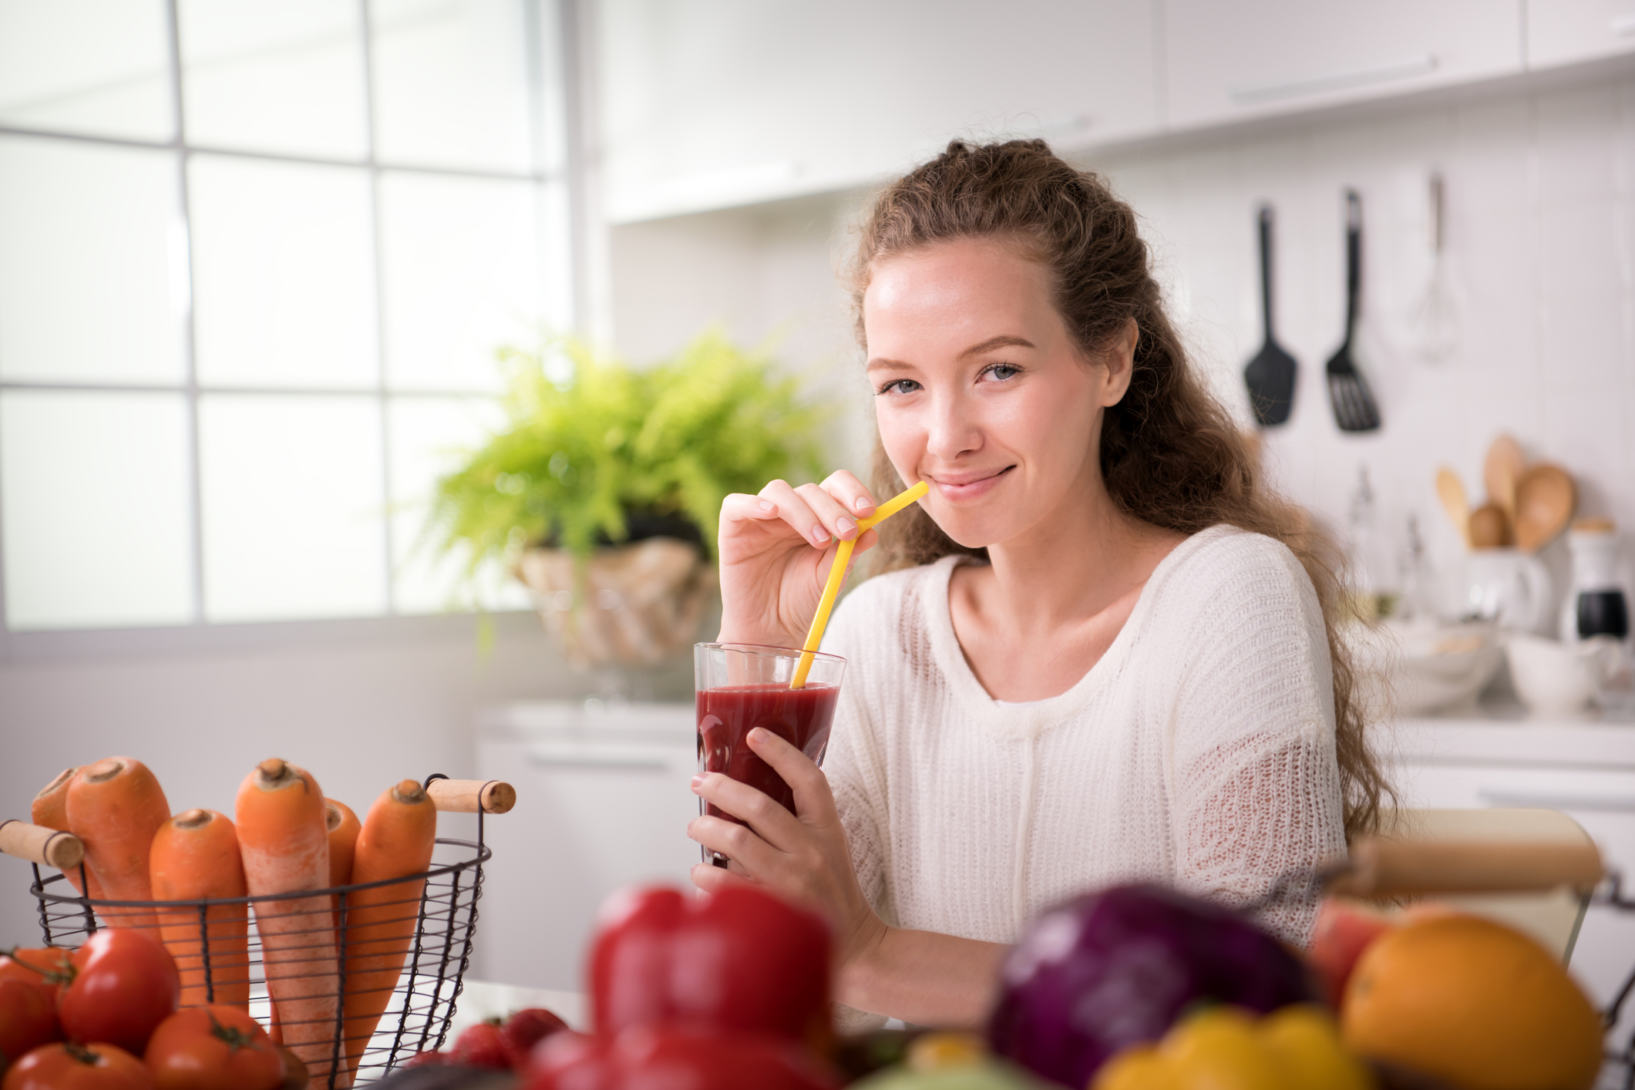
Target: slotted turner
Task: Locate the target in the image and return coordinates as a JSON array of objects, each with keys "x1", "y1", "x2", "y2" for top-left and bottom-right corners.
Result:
[
  {"x1": 1326, "y1": 190, "x2": 1381, "y2": 432},
  {"x1": 1242, "y1": 204, "x2": 1297, "y2": 427}
]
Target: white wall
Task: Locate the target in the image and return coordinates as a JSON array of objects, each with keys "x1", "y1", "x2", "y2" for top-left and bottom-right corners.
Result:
[{"x1": 608, "y1": 70, "x2": 1635, "y2": 608}]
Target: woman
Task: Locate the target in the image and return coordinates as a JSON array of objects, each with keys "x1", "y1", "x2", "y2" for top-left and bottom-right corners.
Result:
[{"x1": 686, "y1": 139, "x2": 1389, "y2": 1027}]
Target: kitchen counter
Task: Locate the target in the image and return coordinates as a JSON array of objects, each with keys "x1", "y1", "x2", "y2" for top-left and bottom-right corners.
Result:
[
  {"x1": 1389, "y1": 699, "x2": 1635, "y2": 770},
  {"x1": 446, "y1": 980, "x2": 586, "y2": 1037}
]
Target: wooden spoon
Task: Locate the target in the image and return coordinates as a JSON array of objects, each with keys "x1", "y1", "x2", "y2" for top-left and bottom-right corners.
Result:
[
  {"x1": 1513, "y1": 463, "x2": 1576, "y2": 553},
  {"x1": 1483, "y1": 434, "x2": 1525, "y2": 520},
  {"x1": 1467, "y1": 502, "x2": 1512, "y2": 549},
  {"x1": 1435, "y1": 466, "x2": 1471, "y2": 547}
]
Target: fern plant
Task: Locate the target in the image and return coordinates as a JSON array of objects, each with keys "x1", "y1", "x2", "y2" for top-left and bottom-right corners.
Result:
[{"x1": 425, "y1": 329, "x2": 833, "y2": 579}]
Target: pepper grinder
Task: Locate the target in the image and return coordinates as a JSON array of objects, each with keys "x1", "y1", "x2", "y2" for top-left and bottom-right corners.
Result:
[{"x1": 1560, "y1": 518, "x2": 1630, "y2": 643}]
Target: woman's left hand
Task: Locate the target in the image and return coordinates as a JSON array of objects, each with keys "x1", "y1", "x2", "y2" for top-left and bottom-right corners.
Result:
[{"x1": 688, "y1": 728, "x2": 886, "y2": 968}]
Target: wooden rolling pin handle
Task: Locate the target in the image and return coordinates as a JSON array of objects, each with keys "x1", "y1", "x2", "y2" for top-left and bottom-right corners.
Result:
[
  {"x1": 0, "y1": 819, "x2": 85, "y2": 870},
  {"x1": 425, "y1": 778, "x2": 516, "y2": 815},
  {"x1": 1328, "y1": 836, "x2": 1605, "y2": 899}
]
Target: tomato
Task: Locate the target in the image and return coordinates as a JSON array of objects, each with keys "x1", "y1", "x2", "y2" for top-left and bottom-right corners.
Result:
[
  {"x1": 0, "y1": 948, "x2": 70, "y2": 1002},
  {"x1": 1, "y1": 1042, "x2": 154, "y2": 1090},
  {"x1": 56, "y1": 930, "x2": 180, "y2": 1055},
  {"x1": 1, "y1": 980, "x2": 62, "y2": 1073},
  {"x1": 143, "y1": 1006, "x2": 284, "y2": 1090}
]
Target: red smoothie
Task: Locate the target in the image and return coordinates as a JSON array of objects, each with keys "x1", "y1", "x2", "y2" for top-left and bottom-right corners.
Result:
[{"x1": 696, "y1": 682, "x2": 840, "y2": 821}]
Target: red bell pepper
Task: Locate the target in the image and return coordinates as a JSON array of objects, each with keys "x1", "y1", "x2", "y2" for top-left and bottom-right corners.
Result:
[
  {"x1": 588, "y1": 885, "x2": 832, "y2": 1052},
  {"x1": 525, "y1": 1025, "x2": 839, "y2": 1090}
]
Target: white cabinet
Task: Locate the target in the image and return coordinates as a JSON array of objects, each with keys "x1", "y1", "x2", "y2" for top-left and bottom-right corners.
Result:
[
  {"x1": 1161, "y1": 0, "x2": 1524, "y2": 130},
  {"x1": 1528, "y1": 0, "x2": 1635, "y2": 68},
  {"x1": 1388, "y1": 716, "x2": 1635, "y2": 1062},
  {"x1": 471, "y1": 701, "x2": 699, "y2": 991},
  {"x1": 593, "y1": 0, "x2": 1159, "y2": 222}
]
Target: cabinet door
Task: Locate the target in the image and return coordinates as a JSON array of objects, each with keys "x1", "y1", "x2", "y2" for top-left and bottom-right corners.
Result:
[
  {"x1": 1162, "y1": 0, "x2": 1524, "y2": 130},
  {"x1": 1389, "y1": 761, "x2": 1635, "y2": 1058},
  {"x1": 1528, "y1": 0, "x2": 1635, "y2": 68},
  {"x1": 595, "y1": 0, "x2": 1159, "y2": 222}
]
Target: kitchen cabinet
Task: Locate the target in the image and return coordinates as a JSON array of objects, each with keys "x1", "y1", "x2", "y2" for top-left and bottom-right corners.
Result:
[
  {"x1": 593, "y1": 0, "x2": 1159, "y2": 222},
  {"x1": 1528, "y1": 0, "x2": 1635, "y2": 68},
  {"x1": 471, "y1": 700, "x2": 698, "y2": 991},
  {"x1": 1150, "y1": 0, "x2": 1522, "y2": 130},
  {"x1": 1387, "y1": 712, "x2": 1635, "y2": 1063}
]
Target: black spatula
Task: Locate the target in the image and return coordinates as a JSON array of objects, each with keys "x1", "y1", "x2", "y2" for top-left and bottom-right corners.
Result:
[
  {"x1": 1326, "y1": 190, "x2": 1382, "y2": 432},
  {"x1": 1243, "y1": 205, "x2": 1296, "y2": 427}
]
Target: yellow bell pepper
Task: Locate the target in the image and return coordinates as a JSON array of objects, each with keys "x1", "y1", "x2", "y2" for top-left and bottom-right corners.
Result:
[{"x1": 1092, "y1": 1006, "x2": 1375, "y2": 1090}]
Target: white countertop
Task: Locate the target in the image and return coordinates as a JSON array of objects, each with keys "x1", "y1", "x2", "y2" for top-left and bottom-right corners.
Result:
[{"x1": 1389, "y1": 698, "x2": 1635, "y2": 767}]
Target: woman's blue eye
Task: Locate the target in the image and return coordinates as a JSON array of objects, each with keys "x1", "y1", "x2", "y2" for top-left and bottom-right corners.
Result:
[
  {"x1": 984, "y1": 363, "x2": 1020, "y2": 381},
  {"x1": 876, "y1": 378, "x2": 920, "y2": 396}
]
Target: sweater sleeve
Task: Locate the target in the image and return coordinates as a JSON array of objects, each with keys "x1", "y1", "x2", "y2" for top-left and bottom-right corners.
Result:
[
  {"x1": 819, "y1": 578, "x2": 895, "y2": 923},
  {"x1": 1165, "y1": 533, "x2": 1347, "y2": 945}
]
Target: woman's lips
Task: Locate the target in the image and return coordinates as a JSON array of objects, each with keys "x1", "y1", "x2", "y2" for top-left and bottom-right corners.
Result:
[{"x1": 928, "y1": 466, "x2": 1013, "y2": 502}]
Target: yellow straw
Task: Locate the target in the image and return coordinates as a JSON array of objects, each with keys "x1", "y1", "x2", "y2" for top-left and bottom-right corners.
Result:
[{"x1": 790, "y1": 480, "x2": 929, "y2": 688}]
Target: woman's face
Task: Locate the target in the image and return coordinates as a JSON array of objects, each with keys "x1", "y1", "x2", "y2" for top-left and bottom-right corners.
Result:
[{"x1": 863, "y1": 236, "x2": 1129, "y2": 551}]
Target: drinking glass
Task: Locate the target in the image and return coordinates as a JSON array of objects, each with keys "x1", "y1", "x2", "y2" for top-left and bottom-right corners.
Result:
[{"x1": 693, "y1": 642, "x2": 845, "y2": 867}]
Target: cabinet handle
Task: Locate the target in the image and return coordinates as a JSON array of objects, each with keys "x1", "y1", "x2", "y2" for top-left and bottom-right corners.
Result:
[
  {"x1": 526, "y1": 744, "x2": 687, "y2": 772},
  {"x1": 1477, "y1": 789, "x2": 1635, "y2": 813},
  {"x1": 1613, "y1": 14, "x2": 1635, "y2": 37},
  {"x1": 1229, "y1": 54, "x2": 1438, "y2": 106}
]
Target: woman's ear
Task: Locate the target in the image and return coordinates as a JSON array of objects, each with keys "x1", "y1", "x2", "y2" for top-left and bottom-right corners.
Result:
[{"x1": 1098, "y1": 317, "x2": 1139, "y2": 407}]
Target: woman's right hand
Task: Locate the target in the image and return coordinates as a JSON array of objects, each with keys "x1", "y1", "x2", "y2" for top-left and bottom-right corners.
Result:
[{"x1": 716, "y1": 470, "x2": 880, "y2": 647}]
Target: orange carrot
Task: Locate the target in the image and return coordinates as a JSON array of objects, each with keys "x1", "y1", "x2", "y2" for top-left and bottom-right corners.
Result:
[
  {"x1": 150, "y1": 809, "x2": 250, "y2": 1010},
  {"x1": 340, "y1": 780, "x2": 436, "y2": 1077},
  {"x1": 64, "y1": 757, "x2": 170, "y2": 931},
  {"x1": 31, "y1": 768, "x2": 104, "y2": 900},
  {"x1": 236, "y1": 759, "x2": 349, "y2": 1090},
  {"x1": 325, "y1": 800, "x2": 361, "y2": 889}
]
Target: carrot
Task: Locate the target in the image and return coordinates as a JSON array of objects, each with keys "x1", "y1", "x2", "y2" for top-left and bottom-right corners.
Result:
[
  {"x1": 325, "y1": 800, "x2": 361, "y2": 889},
  {"x1": 236, "y1": 758, "x2": 349, "y2": 1090},
  {"x1": 64, "y1": 757, "x2": 170, "y2": 931},
  {"x1": 340, "y1": 780, "x2": 436, "y2": 1077},
  {"x1": 31, "y1": 768, "x2": 104, "y2": 900},
  {"x1": 150, "y1": 809, "x2": 250, "y2": 1010}
]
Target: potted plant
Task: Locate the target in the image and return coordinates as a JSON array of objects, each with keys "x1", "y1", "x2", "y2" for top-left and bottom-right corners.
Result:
[{"x1": 425, "y1": 328, "x2": 832, "y2": 667}]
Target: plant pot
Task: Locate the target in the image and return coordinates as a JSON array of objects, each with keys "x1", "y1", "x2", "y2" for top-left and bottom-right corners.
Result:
[{"x1": 514, "y1": 538, "x2": 716, "y2": 668}]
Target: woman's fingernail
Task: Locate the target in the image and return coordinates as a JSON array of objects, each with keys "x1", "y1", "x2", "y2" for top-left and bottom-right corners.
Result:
[
  {"x1": 690, "y1": 774, "x2": 705, "y2": 791},
  {"x1": 758, "y1": 499, "x2": 776, "y2": 514},
  {"x1": 810, "y1": 527, "x2": 831, "y2": 546},
  {"x1": 854, "y1": 496, "x2": 873, "y2": 511},
  {"x1": 836, "y1": 517, "x2": 857, "y2": 538},
  {"x1": 748, "y1": 728, "x2": 765, "y2": 744}
]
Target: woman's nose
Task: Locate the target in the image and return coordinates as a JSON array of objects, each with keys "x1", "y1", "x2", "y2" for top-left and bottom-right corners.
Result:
[{"x1": 924, "y1": 393, "x2": 981, "y2": 461}]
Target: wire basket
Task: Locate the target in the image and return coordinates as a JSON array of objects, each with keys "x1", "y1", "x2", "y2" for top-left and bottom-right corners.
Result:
[{"x1": 2, "y1": 774, "x2": 512, "y2": 1090}]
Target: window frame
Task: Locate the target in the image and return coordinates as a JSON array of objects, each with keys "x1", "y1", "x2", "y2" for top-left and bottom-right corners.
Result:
[{"x1": 0, "y1": 0, "x2": 589, "y2": 659}]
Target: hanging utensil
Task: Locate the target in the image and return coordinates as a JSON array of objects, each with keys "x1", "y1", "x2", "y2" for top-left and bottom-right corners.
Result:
[
  {"x1": 1242, "y1": 204, "x2": 1297, "y2": 427},
  {"x1": 1483, "y1": 433, "x2": 1525, "y2": 523},
  {"x1": 1412, "y1": 171, "x2": 1460, "y2": 364},
  {"x1": 1326, "y1": 190, "x2": 1382, "y2": 432}
]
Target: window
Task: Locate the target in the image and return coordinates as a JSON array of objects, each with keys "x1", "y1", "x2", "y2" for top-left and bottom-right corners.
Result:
[{"x1": 0, "y1": 0, "x2": 571, "y2": 637}]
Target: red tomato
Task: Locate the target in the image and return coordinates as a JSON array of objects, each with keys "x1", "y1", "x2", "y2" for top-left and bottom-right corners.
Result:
[
  {"x1": 0, "y1": 949, "x2": 69, "y2": 1002},
  {"x1": 143, "y1": 1006, "x2": 284, "y2": 1090},
  {"x1": 1, "y1": 979, "x2": 62, "y2": 1073},
  {"x1": 2, "y1": 1042, "x2": 154, "y2": 1090},
  {"x1": 56, "y1": 930, "x2": 180, "y2": 1055}
]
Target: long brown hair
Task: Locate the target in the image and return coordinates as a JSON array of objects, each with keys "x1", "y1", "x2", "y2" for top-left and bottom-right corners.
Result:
[{"x1": 847, "y1": 139, "x2": 1389, "y2": 840}]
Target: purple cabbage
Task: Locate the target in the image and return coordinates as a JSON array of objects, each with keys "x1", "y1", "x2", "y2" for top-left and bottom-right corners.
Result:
[{"x1": 985, "y1": 883, "x2": 1317, "y2": 1088}]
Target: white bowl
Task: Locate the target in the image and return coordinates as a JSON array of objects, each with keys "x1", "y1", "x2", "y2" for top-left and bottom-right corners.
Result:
[
  {"x1": 1503, "y1": 634, "x2": 1611, "y2": 718},
  {"x1": 1349, "y1": 620, "x2": 1504, "y2": 717}
]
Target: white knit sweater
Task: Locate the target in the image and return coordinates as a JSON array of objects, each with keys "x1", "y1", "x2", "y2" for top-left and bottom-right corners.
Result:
[{"x1": 819, "y1": 524, "x2": 1347, "y2": 951}]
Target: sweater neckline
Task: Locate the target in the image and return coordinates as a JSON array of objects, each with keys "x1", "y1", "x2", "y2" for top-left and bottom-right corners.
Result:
[{"x1": 925, "y1": 524, "x2": 1237, "y2": 727}]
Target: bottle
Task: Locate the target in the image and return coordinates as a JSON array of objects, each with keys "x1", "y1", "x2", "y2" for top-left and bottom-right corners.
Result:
[
  {"x1": 1346, "y1": 466, "x2": 1397, "y2": 622},
  {"x1": 1562, "y1": 518, "x2": 1630, "y2": 642}
]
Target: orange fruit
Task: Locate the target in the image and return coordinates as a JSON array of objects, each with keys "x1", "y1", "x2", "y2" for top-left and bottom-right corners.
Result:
[{"x1": 1340, "y1": 913, "x2": 1603, "y2": 1090}]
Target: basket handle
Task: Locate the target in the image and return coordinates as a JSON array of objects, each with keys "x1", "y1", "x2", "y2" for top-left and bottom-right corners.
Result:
[
  {"x1": 1326, "y1": 834, "x2": 1605, "y2": 898},
  {"x1": 0, "y1": 819, "x2": 85, "y2": 870},
  {"x1": 425, "y1": 778, "x2": 515, "y2": 814}
]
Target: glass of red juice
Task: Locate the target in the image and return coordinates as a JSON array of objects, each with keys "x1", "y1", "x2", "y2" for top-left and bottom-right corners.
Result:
[{"x1": 694, "y1": 642, "x2": 844, "y2": 867}]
